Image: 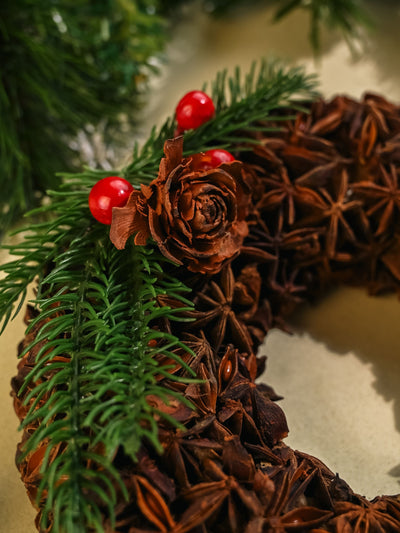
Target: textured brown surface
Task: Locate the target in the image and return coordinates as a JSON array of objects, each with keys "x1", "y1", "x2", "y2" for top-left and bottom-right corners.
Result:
[{"x1": 110, "y1": 137, "x2": 252, "y2": 274}]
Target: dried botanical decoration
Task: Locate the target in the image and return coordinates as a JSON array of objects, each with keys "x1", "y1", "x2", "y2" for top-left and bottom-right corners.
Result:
[
  {"x1": 7, "y1": 81, "x2": 400, "y2": 532},
  {"x1": 110, "y1": 136, "x2": 253, "y2": 275},
  {"x1": 352, "y1": 164, "x2": 400, "y2": 236}
]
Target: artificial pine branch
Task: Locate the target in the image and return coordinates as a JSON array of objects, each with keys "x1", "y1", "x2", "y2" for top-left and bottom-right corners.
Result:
[
  {"x1": 14, "y1": 222, "x2": 197, "y2": 532},
  {"x1": 0, "y1": 169, "x2": 109, "y2": 335},
  {"x1": 125, "y1": 60, "x2": 318, "y2": 183},
  {"x1": 2, "y1": 60, "x2": 318, "y2": 532},
  {"x1": 0, "y1": 0, "x2": 167, "y2": 234}
]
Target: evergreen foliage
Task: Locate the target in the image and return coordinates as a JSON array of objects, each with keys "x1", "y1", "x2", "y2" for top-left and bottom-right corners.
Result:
[
  {"x1": 0, "y1": 0, "x2": 167, "y2": 233},
  {"x1": 5, "y1": 174, "x2": 197, "y2": 532},
  {"x1": 125, "y1": 60, "x2": 319, "y2": 183},
  {"x1": 1, "y1": 60, "x2": 318, "y2": 531}
]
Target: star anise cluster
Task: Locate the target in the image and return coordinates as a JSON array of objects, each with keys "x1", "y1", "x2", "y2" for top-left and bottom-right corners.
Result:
[
  {"x1": 12, "y1": 93, "x2": 400, "y2": 532},
  {"x1": 242, "y1": 93, "x2": 400, "y2": 297}
]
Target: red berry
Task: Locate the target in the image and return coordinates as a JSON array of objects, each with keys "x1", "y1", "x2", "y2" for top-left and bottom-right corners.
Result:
[
  {"x1": 175, "y1": 90, "x2": 215, "y2": 131},
  {"x1": 89, "y1": 176, "x2": 133, "y2": 225},
  {"x1": 193, "y1": 149, "x2": 235, "y2": 170}
]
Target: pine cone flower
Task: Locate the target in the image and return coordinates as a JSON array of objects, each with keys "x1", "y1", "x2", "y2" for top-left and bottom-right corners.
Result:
[{"x1": 110, "y1": 136, "x2": 253, "y2": 275}]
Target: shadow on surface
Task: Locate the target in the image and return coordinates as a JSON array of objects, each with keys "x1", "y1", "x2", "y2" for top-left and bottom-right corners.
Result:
[
  {"x1": 289, "y1": 286, "x2": 400, "y2": 485},
  {"x1": 365, "y1": 0, "x2": 400, "y2": 94}
]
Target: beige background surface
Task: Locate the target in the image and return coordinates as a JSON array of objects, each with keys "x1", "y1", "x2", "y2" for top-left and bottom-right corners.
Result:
[{"x1": 1, "y1": 2, "x2": 400, "y2": 531}]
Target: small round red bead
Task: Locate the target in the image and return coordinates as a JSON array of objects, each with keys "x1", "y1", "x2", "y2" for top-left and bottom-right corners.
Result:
[
  {"x1": 175, "y1": 90, "x2": 215, "y2": 131},
  {"x1": 194, "y1": 149, "x2": 235, "y2": 170},
  {"x1": 89, "y1": 176, "x2": 133, "y2": 225}
]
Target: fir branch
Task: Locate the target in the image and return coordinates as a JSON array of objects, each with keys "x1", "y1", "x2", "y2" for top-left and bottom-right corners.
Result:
[
  {"x1": 124, "y1": 59, "x2": 318, "y2": 184},
  {"x1": 0, "y1": 0, "x2": 168, "y2": 232},
  {"x1": 0, "y1": 168, "x2": 110, "y2": 335},
  {"x1": 14, "y1": 222, "x2": 196, "y2": 531}
]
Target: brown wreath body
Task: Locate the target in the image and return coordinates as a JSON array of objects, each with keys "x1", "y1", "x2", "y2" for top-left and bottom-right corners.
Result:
[{"x1": 12, "y1": 94, "x2": 400, "y2": 532}]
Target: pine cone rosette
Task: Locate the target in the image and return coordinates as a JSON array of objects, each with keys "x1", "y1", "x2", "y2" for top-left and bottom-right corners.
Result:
[
  {"x1": 110, "y1": 136, "x2": 253, "y2": 275},
  {"x1": 10, "y1": 92, "x2": 400, "y2": 532}
]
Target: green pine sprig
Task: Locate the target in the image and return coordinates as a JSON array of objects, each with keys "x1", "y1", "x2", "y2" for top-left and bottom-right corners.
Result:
[
  {"x1": 9, "y1": 183, "x2": 197, "y2": 531},
  {"x1": 24, "y1": 244, "x2": 196, "y2": 531},
  {"x1": 0, "y1": 169, "x2": 109, "y2": 336},
  {"x1": 1, "y1": 59, "x2": 319, "y2": 532},
  {"x1": 124, "y1": 59, "x2": 318, "y2": 185}
]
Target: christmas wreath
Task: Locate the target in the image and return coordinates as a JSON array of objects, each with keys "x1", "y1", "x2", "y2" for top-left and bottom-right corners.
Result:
[{"x1": 1, "y1": 61, "x2": 400, "y2": 532}]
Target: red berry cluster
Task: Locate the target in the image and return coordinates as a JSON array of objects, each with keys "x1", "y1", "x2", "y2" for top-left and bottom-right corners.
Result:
[{"x1": 89, "y1": 91, "x2": 234, "y2": 224}]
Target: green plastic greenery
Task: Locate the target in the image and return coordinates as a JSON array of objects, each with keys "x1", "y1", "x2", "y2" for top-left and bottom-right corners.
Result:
[
  {"x1": 125, "y1": 60, "x2": 319, "y2": 182},
  {"x1": 0, "y1": 0, "x2": 167, "y2": 233},
  {"x1": 1, "y1": 60, "x2": 318, "y2": 532},
  {"x1": 4, "y1": 174, "x2": 198, "y2": 532}
]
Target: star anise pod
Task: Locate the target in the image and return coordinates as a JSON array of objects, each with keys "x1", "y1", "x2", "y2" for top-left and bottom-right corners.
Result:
[
  {"x1": 153, "y1": 331, "x2": 216, "y2": 380},
  {"x1": 332, "y1": 496, "x2": 400, "y2": 532},
  {"x1": 185, "y1": 361, "x2": 218, "y2": 417},
  {"x1": 265, "y1": 260, "x2": 307, "y2": 319},
  {"x1": 129, "y1": 474, "x2": 209, "y2": 533},
  {"x1": 256, "y1": 163, "x2": 325, "y2": 228},
  {"x1": 343, "y1": 230, "x2": 400, "y2": 295},
  {"x1": 233, "y1": 264, "x2": 262, "y2": 322},
  {"x1": 296, "y1": 169, "x2": 366, "y2": 258},
  {"x1": 245, "y1": 220, "x2": 322, "y2": 265},
  {"x1": 190, "y1": 265, "x2": 254, "y2": 354},
  {"x1": 352, "y1": 164, "x2": 400, "y2": 236},
  {"x1": 158, "y1": 422, "x2": 222, "y2": 490},
  {"x1": 352, "y1": 94, "x2": 400, "y2": 168},
  {"x1": 180, "y1": 458, "x2": 264, "y2": 533},
  {"x1": 255, "y1": 454, "x2": 334, "y2": 531}
]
